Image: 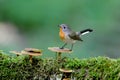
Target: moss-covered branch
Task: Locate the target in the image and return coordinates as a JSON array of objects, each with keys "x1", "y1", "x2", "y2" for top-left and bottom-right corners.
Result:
[{"x1": 0, "y1": 53, "x2": 120, "y2": 80}]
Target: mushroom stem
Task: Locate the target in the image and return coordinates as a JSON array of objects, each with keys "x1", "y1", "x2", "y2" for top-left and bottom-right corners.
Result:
[
  {"x1": 57, "y1": 52, "x2": 62, "y2": 60},
  {"x1": 29, "y1": 55, "x2": 33, "y2": 63},
  {"x1": 61, "y1": 72, "x2": 72, "y2": 80}
]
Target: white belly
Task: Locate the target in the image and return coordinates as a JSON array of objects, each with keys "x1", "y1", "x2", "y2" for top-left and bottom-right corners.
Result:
[{"x1": 63, "y1": 35, "x2": 76, "y2": 44}]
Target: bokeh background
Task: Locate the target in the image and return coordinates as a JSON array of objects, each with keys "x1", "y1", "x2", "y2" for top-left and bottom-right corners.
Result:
[{"x1": 0, "y1": 0, "x2": 120, "y2": 58}]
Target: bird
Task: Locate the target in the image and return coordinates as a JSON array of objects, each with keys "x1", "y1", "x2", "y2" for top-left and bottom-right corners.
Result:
[{"x1": 58, "y1": 24, "x2": 93, "y2": 51}]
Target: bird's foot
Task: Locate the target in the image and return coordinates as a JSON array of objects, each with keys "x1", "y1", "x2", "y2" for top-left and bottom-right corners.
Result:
[{"x1": 60, "y1": 47, "x2": 64, "y2": 49}]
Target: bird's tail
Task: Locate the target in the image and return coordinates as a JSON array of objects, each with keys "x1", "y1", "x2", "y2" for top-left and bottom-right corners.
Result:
[{"x1": 78, "y1": 29, "x2": 93, "y2": 36}]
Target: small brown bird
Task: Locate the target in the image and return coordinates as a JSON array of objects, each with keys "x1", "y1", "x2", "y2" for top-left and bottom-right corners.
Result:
[{"x1": 58, "y1": 24, "x2": 93, "y2": 50}]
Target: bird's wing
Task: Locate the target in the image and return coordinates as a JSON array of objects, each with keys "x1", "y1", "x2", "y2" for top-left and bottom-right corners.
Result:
[{"x1": 68, "y1": 32, "x2": 83, "y2": 41}]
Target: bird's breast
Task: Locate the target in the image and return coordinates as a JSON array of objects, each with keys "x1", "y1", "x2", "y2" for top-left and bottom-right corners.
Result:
[
  {"x1": 59, "y1": 28, "x2": 76, "y2": 43},
  {"x1": 59, "y1": 28, "x2": 65, "y2": 41}
]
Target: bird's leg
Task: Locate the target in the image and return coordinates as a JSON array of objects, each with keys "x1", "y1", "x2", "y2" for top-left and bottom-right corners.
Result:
[
  {"x1": 70, "y1": 44, "x2": 74, "y2": 51},
  {"x1": 60, "y1": 43, "x2": 67, "y2": 49}
]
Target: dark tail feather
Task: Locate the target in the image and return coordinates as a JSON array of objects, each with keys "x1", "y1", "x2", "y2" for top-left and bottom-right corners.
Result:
[{"x1": 80, "y1": 29, "x2": 93, "y2": 35}]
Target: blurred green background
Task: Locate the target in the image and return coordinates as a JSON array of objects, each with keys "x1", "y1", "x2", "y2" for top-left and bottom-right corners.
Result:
[{"x1": 0, "y1": 0, "x2": 120, "y2": 58}]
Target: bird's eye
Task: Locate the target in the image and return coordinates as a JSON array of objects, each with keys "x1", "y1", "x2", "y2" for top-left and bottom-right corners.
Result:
[{"x1": 63, "y1": 27, "x2": 66, "y2": 29}]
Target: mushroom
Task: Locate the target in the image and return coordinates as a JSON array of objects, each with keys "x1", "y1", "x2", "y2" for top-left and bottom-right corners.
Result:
[
  {"x1": 59, "y1": 68, "x2": 73, "y2": 73},
  {"x1": 21, "y1": 48, "x2": 42, "y2": 63},
  {"x1": 63, "y1": 78, "x2": 71, "y2": 80},
  {"x1": 48, "y1": 47, "x2": 72, "y2": 60},
  {"x1": 10, "y1": 51, "x2": 22, "y2": 56},
  {"x1": 59, "y1": 68, "x2": 73, "y2": 80}
]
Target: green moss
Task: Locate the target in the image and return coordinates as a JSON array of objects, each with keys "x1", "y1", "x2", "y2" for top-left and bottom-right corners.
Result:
[{"x1": 0, "y1": 52, "x2": 120, "y2": 80}]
